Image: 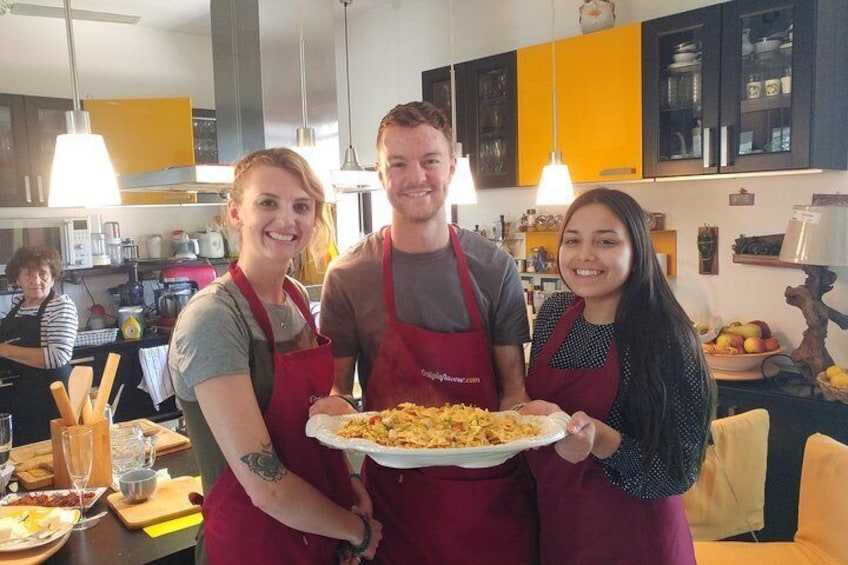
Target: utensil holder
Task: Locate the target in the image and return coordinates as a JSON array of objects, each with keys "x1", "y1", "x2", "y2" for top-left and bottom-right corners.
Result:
[{"x1": 50, "y1": 419, "x2": 113, "y2": 489}]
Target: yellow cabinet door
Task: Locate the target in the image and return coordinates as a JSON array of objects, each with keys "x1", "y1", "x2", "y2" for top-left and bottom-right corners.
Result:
[
  {"x1": 84, "y1": 97, "x2": 195, "y2": 175},
  {"x1": 558, "y1": 23, "x2": 642, "y2": 183},
  {"x1": 518, "y1": 24, "x2": 642, "y2": 187}
]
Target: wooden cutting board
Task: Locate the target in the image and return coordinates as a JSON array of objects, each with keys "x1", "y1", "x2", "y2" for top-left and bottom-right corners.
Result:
[
  {"x1": 10, "y1": 420, "x2": 190, "y2": 490},
  {"x1": 107, "y1": 476, "x2": 202, "y2": 529}
]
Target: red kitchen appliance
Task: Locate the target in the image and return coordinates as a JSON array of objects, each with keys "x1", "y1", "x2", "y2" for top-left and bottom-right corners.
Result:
[{"x1": 156, "y1": 264, "x2": 217, "y2": 331}]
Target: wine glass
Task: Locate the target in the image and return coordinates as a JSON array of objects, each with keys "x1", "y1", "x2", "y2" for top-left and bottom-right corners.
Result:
[
  {"x1": 62, "y1": 427, "x2": 94, "y2": 531},
  {"x1": 0, "y1": 413, "x2": 11, "y2": 465}
]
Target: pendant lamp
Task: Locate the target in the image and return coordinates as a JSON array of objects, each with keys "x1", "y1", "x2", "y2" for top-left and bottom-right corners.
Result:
[
  {"x1": 536, "y1": 0, "x2": 574, "y2": 207},
  {"x1": 331, "y1": 0, "x2": 379, "y2": 191},
  {"x1": 48, "y1": 0, "x2": 119, "y2": 208},
  {"x1": 446, "y1": 0, "x2": 477, "y2": 205},
  {"x1": 291, "y1": 0, "x2": 335, "y2": 202}
]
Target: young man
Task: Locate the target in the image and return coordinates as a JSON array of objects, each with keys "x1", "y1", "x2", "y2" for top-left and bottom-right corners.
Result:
[{"x1": 317, "y1": 102, "x2": 537, "y2": 564}]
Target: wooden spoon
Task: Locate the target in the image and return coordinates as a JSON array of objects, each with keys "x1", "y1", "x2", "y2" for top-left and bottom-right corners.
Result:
[
  {"x1": 67, "y1": 366, "x2": 93, "y2": 425},
  {"x1": 91, "y1": 353, "x2": 120, "y2": 424}
]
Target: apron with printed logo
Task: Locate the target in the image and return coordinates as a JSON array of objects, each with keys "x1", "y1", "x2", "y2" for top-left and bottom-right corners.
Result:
[
  {"x1": 202, "y1": 265, "x2": 353, "y2": 564},
  {"x1": 364, "y1": 226, "x2": 538, "y2": 565},
  {"x1": 525, "y1": 297, "x2": 695, "y2": 564}
]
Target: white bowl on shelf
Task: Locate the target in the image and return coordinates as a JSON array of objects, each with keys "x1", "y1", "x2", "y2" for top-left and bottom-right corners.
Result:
[
  {"x1": 705, "y1": 347, "x2": 786, "y2": 372},
  {"x1": 754, "y1": 38, "x2": 781, "y2": 53}
]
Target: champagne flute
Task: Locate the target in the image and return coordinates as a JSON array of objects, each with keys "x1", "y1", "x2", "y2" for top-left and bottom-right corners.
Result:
[
  {"x1": 0, "y1": 413, "x2": 11, "y2": 465},
  {"x1": 62, "y1": 427, "x2": 94, "y2": 531}
]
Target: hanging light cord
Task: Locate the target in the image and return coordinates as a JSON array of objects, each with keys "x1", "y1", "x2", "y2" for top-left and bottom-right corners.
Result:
[
  {"x1": 297, "y1": 0, "x2": 308, "y2": 129},
  {"x1": 449, "y1": 0, "x2": 458, "y2": 148},
  {"x1": 343, "y1": 0, "x2": 354, "y2": 150},
  {"x1": 550, "y1": 0, "x2": 558, "y2": 154},
  {"x1": 62, "y1": 0, "x2": 81, "y2": 111}
]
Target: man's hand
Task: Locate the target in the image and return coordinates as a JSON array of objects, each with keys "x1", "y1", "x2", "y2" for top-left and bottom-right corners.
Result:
[{"x1": 309, "y1": 396, "x2": 358, "y2": 417}]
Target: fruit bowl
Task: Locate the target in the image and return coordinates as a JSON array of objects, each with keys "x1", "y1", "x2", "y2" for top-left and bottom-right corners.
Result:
[
  {"x1": 817, "y1": 372, "x2": 848, "y2": 405},
  {"x1": 705, "y1": 347, "x2": 785, "y2": 372}
]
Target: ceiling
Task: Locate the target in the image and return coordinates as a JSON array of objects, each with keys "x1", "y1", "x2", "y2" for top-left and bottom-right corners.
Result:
[{"x1": 1, "y1": 0, "x2": 387, "y2": 37}]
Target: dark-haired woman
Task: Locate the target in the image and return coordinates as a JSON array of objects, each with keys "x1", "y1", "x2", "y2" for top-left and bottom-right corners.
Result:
[
  {"x1": 520, "y1": 188, "x2": 714, "y2": 564},
  {"x1": 0, "y1": 246, "x2": 78, "y2": 444}
]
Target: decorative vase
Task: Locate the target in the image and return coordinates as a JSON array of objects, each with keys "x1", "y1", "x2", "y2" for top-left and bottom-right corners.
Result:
[{"x1": 579, "y1": 0, "x2": 616, "y2": 35}]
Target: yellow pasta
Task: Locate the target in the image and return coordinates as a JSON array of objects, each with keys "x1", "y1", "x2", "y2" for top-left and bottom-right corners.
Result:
[{"x1": 336, "y1": 402, "x2": 540, "y2": 448}]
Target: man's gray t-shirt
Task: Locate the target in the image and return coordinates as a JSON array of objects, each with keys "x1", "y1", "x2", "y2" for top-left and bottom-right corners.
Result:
[{"x1": 320, "y1": 226, "x2": 530, "y2": 388}]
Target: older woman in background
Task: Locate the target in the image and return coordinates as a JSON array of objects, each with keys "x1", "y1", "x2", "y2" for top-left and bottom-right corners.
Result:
[{"x1": 0, "y1": 246, "x2": 78, "y2": 445}]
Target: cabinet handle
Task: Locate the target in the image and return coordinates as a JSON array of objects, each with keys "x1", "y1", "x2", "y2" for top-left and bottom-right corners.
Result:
[
  {"x1": 71, "y1": 356, "x2": 96, "y2": 364},
  {"x1": 24, "y1": 175, "x2": 32, "y2": 203},
  {"x1": 720, "y1": 126, "x2": 729, "y2": 167},
  {"x1": 599, "y1": 167, "x2": 637, "y2": 176},
  {"x1": 703, "y1": 128, "x2": 711, "y2": 168},
  {"x1": 36, "y1": 175, "x2": 44, "y2": 203}
]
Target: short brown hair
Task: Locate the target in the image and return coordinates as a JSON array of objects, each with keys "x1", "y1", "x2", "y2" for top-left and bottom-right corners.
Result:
[
  {"x1": 228, "y1": 147, "x2": 334, "y2": 263},
  {"x1": 375, "y1": 101, "x2": 454, "y2": 157},
  {"x1": 6, "y1": 246, "x2": 64, "y2": 282}
]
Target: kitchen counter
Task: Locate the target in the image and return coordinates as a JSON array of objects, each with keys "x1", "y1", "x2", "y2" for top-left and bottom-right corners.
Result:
[{"x1": 42, "y1": 447, "x2": 199, "y2": 564}]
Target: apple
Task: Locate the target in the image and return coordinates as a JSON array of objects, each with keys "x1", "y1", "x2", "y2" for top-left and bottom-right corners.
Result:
[
  {"x1": 763, "y1": 336, "x2": 780, "y2": 351},
  {"x1": 726, "y1": 323, "x2": 762, "y2": 339},
  {"x1": 748, "y1": 320, "x2": 772, "y2": 339},
  {"x1": 743, "y1": 337, "x2": 767, "y2": 353}
]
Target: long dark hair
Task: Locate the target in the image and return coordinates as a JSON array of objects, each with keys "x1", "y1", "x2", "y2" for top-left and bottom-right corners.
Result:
[{"x1": 561, "y1": 188, "x2": 714, "y2": 482}]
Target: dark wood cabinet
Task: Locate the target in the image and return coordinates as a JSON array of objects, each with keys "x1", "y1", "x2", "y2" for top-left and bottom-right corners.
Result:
[
  {"x1": 0, "y1": 94, "x2": 72, "y2": 206},
  {"x1": 642, "y1": 0, "x2": 848, "y2": 178},
  {"x1": 422, "y1": 51, "x2": 518, "y2": 188},
  {"x1": 717, "y1": 375, "x2": 848, "y2": 541}
]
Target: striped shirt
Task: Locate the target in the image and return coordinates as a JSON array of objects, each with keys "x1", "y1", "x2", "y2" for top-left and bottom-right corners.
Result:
[{"x1": 7, "y1": 294, "x2": 78, "y2": 369}]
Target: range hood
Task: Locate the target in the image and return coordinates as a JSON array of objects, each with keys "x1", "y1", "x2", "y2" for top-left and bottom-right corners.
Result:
[{"x1": 118, "y1": 0, "x2": 340, "y2": 196}]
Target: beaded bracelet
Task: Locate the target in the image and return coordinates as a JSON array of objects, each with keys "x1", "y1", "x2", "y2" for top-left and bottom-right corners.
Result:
[
  {"x1": 349, "y1": 472, "x2": 362, "y2": 481},
  {"x1": 350, "y1": 514, "x2": 371, "y2": 557}
]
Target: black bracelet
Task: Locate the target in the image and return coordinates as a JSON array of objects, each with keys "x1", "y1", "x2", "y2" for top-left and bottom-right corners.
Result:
[
  {"x1": 330, "y1": 394, "x2": 359, "y2": 411},
  {"x1": 350, "y1": 514, "x2": 371, "y2": 557}
]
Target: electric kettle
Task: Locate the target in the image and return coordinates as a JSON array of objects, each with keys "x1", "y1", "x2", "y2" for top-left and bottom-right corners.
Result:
[
  {"x1": 172, "y1": 231, "x2": 199, "y2": 259},
  {"x1": 195, "y1": 230, "x2": 225, "y2": 258}
]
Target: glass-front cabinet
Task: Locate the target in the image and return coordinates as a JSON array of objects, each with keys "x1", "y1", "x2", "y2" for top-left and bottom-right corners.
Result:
[
  {"x1": 0, "y1": 94, "x2": 71, "y2": 207},
  {"x1": 643, "y1": 0, "x2": 848, "y2": 177}
]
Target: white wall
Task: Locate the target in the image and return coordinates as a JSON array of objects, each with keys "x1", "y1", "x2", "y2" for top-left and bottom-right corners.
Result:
[{"x1": 338, "y1": 0, "x2": 848, "y2": 364}]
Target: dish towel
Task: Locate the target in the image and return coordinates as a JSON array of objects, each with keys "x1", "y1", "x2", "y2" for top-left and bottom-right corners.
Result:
[{"x1": 138, "y1": 345, "x2": 175, "y2": 410}]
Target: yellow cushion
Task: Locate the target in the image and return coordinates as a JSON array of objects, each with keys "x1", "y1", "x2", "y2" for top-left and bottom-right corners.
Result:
[
  {"x1": 683, "y1": 408, "x2": 769, "y2": 540},
  {"x1": 695, "y1": 540, "x2": 824, "y2": 564},
  {"x1": 794, "y1": 433, "x2": 848, "y2": 564}
]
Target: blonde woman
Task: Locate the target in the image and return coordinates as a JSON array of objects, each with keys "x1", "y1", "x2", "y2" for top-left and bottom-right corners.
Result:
[{"x1": 170, "y1": 148, "x2": 381, "y2": 564}]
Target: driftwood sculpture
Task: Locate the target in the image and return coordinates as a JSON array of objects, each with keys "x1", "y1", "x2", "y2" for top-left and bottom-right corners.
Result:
[{"x1": 785, "y1": 265, "x2": 848, "y2": 383}]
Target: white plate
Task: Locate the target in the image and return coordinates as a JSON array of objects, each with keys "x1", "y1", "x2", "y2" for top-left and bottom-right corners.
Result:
[
  {"x1": 667, "y1": 61, "x2": 701, "y2": 72},
  {"x1": 1, "y1": 487, "x2": 107, "y2": 510},
  {"x1": 0, "y1": 506, "x2": 78, "y2": 552},
  {"x1": 306, "y1": 411, "x2": 569, "y2": 469}
]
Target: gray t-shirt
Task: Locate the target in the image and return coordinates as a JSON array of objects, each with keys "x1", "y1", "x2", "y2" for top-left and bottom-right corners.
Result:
[
  {"x1": 320, "y1": 226, "x2": 530, "y2": 387},
  {"x1": 169, "y1": 272, "x2": 313, "y2": 494}
]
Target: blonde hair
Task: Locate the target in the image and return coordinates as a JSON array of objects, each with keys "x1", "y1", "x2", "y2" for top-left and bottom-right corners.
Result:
[{"x1": 229, "y1": 147, "x2": 334, "y2": 264}]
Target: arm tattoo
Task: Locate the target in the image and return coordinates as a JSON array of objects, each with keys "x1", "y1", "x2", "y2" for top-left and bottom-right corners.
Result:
[{"x1": 240, "y1": 442, "x2": 287, "y2": 482}]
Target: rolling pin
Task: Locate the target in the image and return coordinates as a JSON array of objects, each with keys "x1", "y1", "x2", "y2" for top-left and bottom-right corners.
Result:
[
  {"x1": 91, "y1": 353, "x2": 120, "y2": 424},
  {"x1": 50, "y1": 381, "x2": 79, "y2": 427}
]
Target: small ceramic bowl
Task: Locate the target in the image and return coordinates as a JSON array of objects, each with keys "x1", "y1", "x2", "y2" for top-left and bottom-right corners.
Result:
[
  {"x1": 672, "y1": 52, "x2": 698, "y2": 63},
  {"x1": 754, "y1": 38, "x2": 781, "y2": 54},
  {"x1": 119, "y1": 468, "x2": 158, "y2": 503}
]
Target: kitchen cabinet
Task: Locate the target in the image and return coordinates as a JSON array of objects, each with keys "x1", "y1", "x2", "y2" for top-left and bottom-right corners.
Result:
[
  {"x1": 0, "y1": 94, "x2": 72, "y2": 207},
  {"x1": 642, "y1": 0, "x2": 848, "y2": 178},
  {"x1": 422, "y1": 51, "x2": 518, "y2": 189},
  {"x1": 192, "y1": 108, "x2": 218, "y2": 165},
  {"x1": 517, "y1": 23, "x2": 642, "y2": 186}
]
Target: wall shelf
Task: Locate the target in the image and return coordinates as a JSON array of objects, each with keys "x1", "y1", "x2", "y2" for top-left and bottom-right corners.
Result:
[{"x1": 732, "y1": 254, "x2": 805, "y2": 269}]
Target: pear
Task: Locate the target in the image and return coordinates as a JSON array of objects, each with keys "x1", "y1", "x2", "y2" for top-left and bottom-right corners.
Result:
[{"x1": 725, "y1": 323, "x2": 762, "y2": 340}]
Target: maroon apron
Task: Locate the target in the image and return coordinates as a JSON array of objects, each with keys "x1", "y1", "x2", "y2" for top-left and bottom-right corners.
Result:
[
  {"x1": 525, "y1": 298, "x2": 695, "y2": 565},
  {"x1": 363, "y1": 226, "x2": 538, "y2": 565},
  {"x1": 202, "y1": 264, "x2": 353, "y2": 564}
]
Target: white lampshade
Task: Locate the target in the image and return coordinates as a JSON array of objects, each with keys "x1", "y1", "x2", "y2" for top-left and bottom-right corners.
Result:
[
  {"x1": 779, "y1": 205, "x2": 848, "y2": 266},
  {"x1": 331, "y1": 146, "x2": 380, "y2": 192},
  {"x1": 48, "y1": 133, "x2": 120, "y2": 207},
  {"x1": 448, "y1": 156, "x2": 477, "y2": 205},
  {"x1": 292, "y1": 143, "x2": 337, "y2": 203},
  {"x1": 536, "y1": 152, "x2": 574, "y2": 206}
]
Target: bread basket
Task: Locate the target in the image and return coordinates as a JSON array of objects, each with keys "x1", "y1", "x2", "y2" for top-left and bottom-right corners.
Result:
[{"x1": 816, "y1": 372, "x2": 848, "y2": 405}]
